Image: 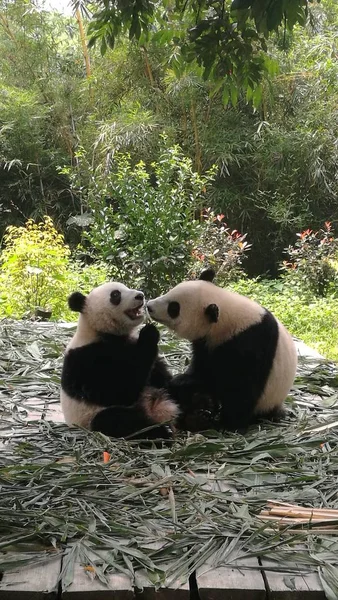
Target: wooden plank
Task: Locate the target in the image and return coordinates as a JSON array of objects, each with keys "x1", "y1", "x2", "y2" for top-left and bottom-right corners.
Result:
[
  {"x1": 294, "y1": 340, "x2": 323, "y2": 360},
  {"x1": 0, "y1": 558, "x2": 61, "y2": 599},
  {"x1": 261, "y1": 560, "x2": 325, "y2": 599},
  {"x1": 61, "y1": 562, "x2": 133, "y2": 599},
  {"x1": 196, "y1": 557, "x2": 266, "y2": 600},
  {"x1": 135, "y1": 569, "x2": 190, "y2": 599},
  {"x1": 196, "y1": 478, "x2": 265, "y2": 598}
]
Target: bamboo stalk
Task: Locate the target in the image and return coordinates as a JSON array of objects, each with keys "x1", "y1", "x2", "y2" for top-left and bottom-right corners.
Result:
[
  {"x1": 267, "y1": 500, "x2": 338, "y2": 515},
  {"x1": 267, "y1": 499, "x2": 297, "y2": 506},
  {"x1": 190, "y1": 100, "x2": 202, "y2": 173},
  {"x1": 0, "y1": 13, "x2": 16, "y2": 42},
  {"x1": 76, "y1": 8, "x2": 91, "y2": 80},
  {"x1": 266, "y1": 508, "x2": 338, "y2": 519},
  {"x1": 141, "y1": 45, "x2": 155, "y2": 87},
  {"x1": 260, "y1": 501, "x2": 338, "y2": 527},
  {"x1": 306, "y1": 420, "x2": 338, "y2": 433},
  {"x1": 258, "y1": 515, "x2": 338, "y2": 524},
  {"x1": 264, "y1": 528, "x2": 338, "y2": 535}
]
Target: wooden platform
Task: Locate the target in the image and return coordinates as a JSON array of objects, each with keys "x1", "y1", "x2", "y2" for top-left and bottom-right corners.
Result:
[
  {"x1": 0, "y1": 381, "x2": 327, "y2": 600},
  {"x1": 0, "y1": 555, "x2": 326, "y2": 598},
  {"x1": 0, "y1": 329, "x2": 331, "y2": 598}
]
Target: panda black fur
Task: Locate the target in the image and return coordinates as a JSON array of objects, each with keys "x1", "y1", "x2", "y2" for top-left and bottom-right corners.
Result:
[
  {"x1": 147, "y1": 269, "x2": 297, "y2": 432},
  {"x1": 60, "y1": 282, "x2": 179, "y2": 439}
]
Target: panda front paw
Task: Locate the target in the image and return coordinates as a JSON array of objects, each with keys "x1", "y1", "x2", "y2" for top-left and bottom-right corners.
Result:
[{"x1": 138, "y1": 323, "x2": 160, "y2": 348}]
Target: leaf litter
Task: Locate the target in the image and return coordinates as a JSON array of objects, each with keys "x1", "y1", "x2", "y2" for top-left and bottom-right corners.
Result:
[{"x1": 0, "y1": 320, "x2": 338, "y2": 596}]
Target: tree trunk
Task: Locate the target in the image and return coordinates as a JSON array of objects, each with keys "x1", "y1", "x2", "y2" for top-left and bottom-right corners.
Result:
[{"x1": 76, "y1": 8, "x2": 91, "y2": 79}]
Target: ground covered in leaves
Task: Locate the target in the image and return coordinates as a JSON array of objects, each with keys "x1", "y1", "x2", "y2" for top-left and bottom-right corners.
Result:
[{"x1": 0, "y1": 320, "x2": 338, "y2": 597}]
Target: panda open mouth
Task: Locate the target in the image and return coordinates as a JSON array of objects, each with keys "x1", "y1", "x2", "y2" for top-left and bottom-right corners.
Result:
[{"x1": 125, "y1": 304, "x2": 144, "y2": 320}]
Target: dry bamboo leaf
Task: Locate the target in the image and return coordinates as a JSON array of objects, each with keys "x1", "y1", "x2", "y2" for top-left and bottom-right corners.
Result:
[{"x1": 1, "y1": 321, "x2": 338, "y2": 595}]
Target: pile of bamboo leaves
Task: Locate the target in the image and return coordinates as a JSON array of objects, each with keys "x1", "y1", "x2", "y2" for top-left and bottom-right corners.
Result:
[{"x1": 1, "y1": 319, "x2": 338, "y2": 598}]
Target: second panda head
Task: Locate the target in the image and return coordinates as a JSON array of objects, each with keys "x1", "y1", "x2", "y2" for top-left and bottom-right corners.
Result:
[
  {"x1": 147, "y1": 269, "x2": 220, "y2": 342},
  {"x1": 68, "y1": 281, "x2": 145, "y2": 337}
]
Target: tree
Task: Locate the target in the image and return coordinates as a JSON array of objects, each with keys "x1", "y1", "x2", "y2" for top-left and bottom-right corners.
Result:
[
  {"x1": 0, "y1": 0, "x2": 85, "y2": 238},
  {"x1": 72, "y1": 0, "x2": 320, "y2": 103}
]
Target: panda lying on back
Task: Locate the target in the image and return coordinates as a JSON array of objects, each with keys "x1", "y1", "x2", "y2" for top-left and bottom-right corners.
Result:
[
  {"x1": 147, "y1": 269, "x2": 297, "y2": 432},
  {"x1": 60, "y1": 282, "x2": 179, "y2": 439}
]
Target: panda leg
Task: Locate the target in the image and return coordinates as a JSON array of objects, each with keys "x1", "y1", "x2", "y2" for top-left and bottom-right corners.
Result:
[
  {"x1": 90, "y1": 405, "x2": 173, "y2": 440},
  {"x1": 168, "y1": 375, "x2": 219, "y2": 432},
  {"x1": 254, "y1": 406, "x2": 286, "y2": 424},
  {"x1": 149, "y1": 357, "x2": 172, "y2": 388}
]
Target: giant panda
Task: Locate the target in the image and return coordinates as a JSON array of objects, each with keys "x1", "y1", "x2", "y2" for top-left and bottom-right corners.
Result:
[
  {"x1": 147, "y1": 269, "x2": 297, "y2": 432},
  {"x1": 60, "y1": 282, "x2": 179, "y2": 439}
]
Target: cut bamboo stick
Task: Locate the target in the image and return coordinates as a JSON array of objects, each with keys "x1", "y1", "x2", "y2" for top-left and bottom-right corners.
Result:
[
  {"x1": 267, "y1": 500, "x2": 295, "y2": 507},
  {"x1": 265, "y1": 500, "x2": 338, "y2": 516},
  {"x1": 305, "y1": 419, "x2": 338, "y2": 433},
  {"x1": 264, "y1": 508, "x2": 338, "y2": 519},
  {"x1": 259, "y1": 501, "x2": 338, "y2": 529},
  {"x1": 267, "y1": 505, "x2": 338, "y2": 514},
  {"x1": 258, "y1": 515, "x2": 338, "y2": 524},
  {"x1": 264, "y1": 528, "x2": 338, "y2": 535}
]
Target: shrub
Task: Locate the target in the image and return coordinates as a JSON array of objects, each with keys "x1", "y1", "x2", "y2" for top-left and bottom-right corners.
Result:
[
  {"x1": 189, "y1": 208, "x2": 251, "y2": 284},
  {"x1": 0, "y1": 217, "x2": 108, "y2": 320},
  {"x1": 73, "y1": 139, "x2": 216, "y2": 296},
  {"x1": 280, "y1": 222, "x2": 338, "y2": 298}
]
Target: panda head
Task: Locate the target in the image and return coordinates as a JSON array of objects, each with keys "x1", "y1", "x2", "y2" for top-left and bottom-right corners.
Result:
[
  {"x1": 68, "y1": 282, "x2": 145, "y2": 337},
  {"x1": 147, "y1": 269, "x2": 220, "y2": 341}
]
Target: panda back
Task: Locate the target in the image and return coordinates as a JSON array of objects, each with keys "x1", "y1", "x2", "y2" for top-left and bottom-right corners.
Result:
[{"x1": 255, "y1": 319, "x2": 297, "y2": 414}]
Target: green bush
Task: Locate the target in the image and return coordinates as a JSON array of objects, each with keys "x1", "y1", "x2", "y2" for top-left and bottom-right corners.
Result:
[
  {"x1": 280, "y1": 222, "x2": 338, "y2": 298},
  {"x1": 73, "y1": 139, "x2": 216, "y2": 296},
  {"x1": 0, "y1": 217, "x2": 108, "y2": 321},
  {"x1": 189, "y1": 208, "x2": 251, "y2": 284}
]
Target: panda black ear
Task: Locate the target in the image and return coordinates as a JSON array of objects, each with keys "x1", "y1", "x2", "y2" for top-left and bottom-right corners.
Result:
[
  {"x1": 68, "y1": 292, "x2": 86, "y2": 313},
  {"x1": 205, "y1": 303, "x2": 219, "y2": 323},
  {"x1": 199, "y1": 268, "x2": 215, "y2": 282}
]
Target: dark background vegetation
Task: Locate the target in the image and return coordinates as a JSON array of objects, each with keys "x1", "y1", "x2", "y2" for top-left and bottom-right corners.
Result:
[
  {"x1": 1, "y1": 0, "x2": 337, "y2": 275},
  {"x1": 0, "y1": 0, "x2": 338, "y2": 358}
]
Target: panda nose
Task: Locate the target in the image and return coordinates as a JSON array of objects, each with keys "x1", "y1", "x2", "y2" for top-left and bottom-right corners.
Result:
[
  {"x1": 147, "y1": 305, "x2": 153, "y2": 313},
  {"x1": 135, "y1": 293, "x2": 144, "y2": 302}
]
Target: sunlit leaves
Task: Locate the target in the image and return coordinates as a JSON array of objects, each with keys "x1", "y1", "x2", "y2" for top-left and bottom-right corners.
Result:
[
  {"x1": 80, "y1": 0, "x2": 320, "y2": 105},
  {"x1": 78, "y1": 0, "x2": 156, "y2": 55},
  {"x1": 79, "y1": 139, "x2": 216, "y2": 295},
  {"x1": 231, "y1": 0, "x2": 315, "y2": 33}
]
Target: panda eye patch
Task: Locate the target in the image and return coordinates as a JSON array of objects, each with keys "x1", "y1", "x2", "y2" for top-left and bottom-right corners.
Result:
[
  {"x1": 168, "y1": 301, "x2": 180, "y2": 319},
  {"x1": 110, "y1": 290, "x2": 121, "y2": 305}
]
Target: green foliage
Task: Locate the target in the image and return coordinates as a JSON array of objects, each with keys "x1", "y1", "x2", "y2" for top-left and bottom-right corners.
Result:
[
  {"x1": 78, "y1": 0, "x2": 319, "y2": 105},
  {"x1": 189, "y1": 208, "x2": 251, "y2": 284},
  {"x1": 201, "y1": 3, "x2": 338, "y2": 274},
  {"x1": 86, "y1": 0, "x2": 154, "y2": 52},
  {"x1": 76, "y1": 141, "x2": 216, "y2": 296},
  {"x1": 0, "y1": 217, "x2": 70, "y2": 319},
  {"x1": 0, "y1": 217, "x2": 108, "y2": 320},
  {"x1": 0, "y1": 1, "x2": 85, "y2": 238},
  {"x1": 0, "y1": 0, "x2": 337, "y2": 281},
  {"x1": 281, "y1": 222, "x2": 338, "y2": 297},
  {"x1": 230, "y1": 277, "x2": 338, "y2": 361},
  {"x1": 231, "y1": 0, "x2": 314, "y2": 32}
]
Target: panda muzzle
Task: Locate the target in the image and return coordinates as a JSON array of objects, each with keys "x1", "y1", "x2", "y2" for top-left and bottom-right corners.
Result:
[{"x1": 125, "y1": 301, "x2": 144, "y2": 320}]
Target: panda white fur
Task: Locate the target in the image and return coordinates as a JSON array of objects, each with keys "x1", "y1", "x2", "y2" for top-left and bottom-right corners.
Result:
[
  {"x1": 60, "y1": 282, "x2": 179, "y2": 439},
  {"x1": 147, "y1": 269, "x2": 297, "y2": 432}
]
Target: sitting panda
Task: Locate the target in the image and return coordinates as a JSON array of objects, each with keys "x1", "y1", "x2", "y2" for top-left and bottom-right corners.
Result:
[
  {"x1": 147, "y1": 269, "x2": 297, "y2": 432},
  {"x1": 60, "y1": 282, "x2": 179, "y2": 439}
]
